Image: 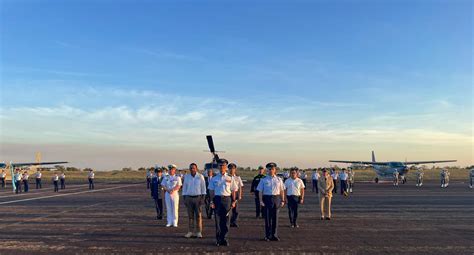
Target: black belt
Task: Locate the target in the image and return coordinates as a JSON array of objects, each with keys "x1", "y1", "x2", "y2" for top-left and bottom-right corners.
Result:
[{"x1": 187, "y1": 195, "x2": 200, "y2": 198}]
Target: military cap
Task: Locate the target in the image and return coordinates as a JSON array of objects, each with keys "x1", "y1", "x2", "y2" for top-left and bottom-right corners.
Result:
[
  {"x1": 266, "y1": 162, "x2": 277, "y2": 169},
  {"x1": 168, "y1": 164, "x2": 177, "y2": 169},
  {"x1": 228, "y1": 163, "x2": 237, "y2": 169},
  {"x1": 217, "y1": 158, "x2": 228, "y2": 165}
]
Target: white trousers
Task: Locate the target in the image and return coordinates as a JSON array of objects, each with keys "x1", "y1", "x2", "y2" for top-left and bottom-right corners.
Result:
[{"x1": 165, "y1": 192, "x2": 179, "y2": 226}]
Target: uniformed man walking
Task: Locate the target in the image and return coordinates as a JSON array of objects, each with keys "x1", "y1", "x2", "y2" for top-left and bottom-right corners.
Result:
[
  {"x1": 311, "y1": 169, "x2": 319, "y2": 193},
  {"x1": 208, "y1": 158, "x2": 238, "y2": 246},
  {"x1": 204, "y1": 168, "x2": 215, "y2": 219},
  {"x1": 229, "y1": 163, "x2": 244, "y2": 228},
  {"x1": 284, "y1": 167, "x2": 305, "y2": 228},
  {"x1": 14, "y1": 169, "x2": 22, "y2": 194},
  {"x1": 60, "y1": 171, "x2": 66, "y2": 189},
  {"x1": 35, "y1": 169, "x2": 42, "y2": 189},
  {"x1": 0, "y1": 170, "x2": 6, "y2": 189},
  {"x1": 150, "y1": 168, "x2": 164, "y2": 220},
  {"x1": 318, "y1": 169, "x2": 334, "y2": 220},
  {"x1": 250, "y1": 166, "x2": 266, "y2": 218},
  {"x1": 441, "y1": 169, "x2": 450, "y2": 188},
  {"x1": 331, "y1": 169, "x2": 338, "y2": 193},
  {"x1": 339, "y1": 169, "x2": 348, "y2": 196},
  {"x1": 22, "y1": 171, "x2": 29, "y2": 193},
  {"x1": 182, "y1": 163, "x2": 206, "y2": 238},
  {"x1": 393, "y1": 171, "x2": 399, "y2": 186},
  {"x1": 52, "y1": 173, "x2": 59, "y2": 192},
  {"x1": 257, "y1": 162, "x2": 285, "y2": 241},
  {"x1": 416, "y1": 168, "x2": 424, "y2": 187},
  {"x1": 347, "y1": 168, "x2": 355, "y2": 193},
  {"x1": 88, "y1": 169, "x2": 95, "y2": 190},
  {"x1": 163, "y1": 164, "x2": 182, "y2": 227}
]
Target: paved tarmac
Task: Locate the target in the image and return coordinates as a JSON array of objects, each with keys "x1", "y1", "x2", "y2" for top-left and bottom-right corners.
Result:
[{"x1": 0, "y1": 181, "x2": 473, "y2": 254}]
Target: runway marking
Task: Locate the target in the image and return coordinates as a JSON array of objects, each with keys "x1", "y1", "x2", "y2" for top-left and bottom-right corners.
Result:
[{"x1": 0, "y1": 183, "x2": 141, "y2": 205}]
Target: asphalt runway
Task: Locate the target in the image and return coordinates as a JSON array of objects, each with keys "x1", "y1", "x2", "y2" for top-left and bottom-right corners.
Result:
[{"x1": 0, "y1": 181, "x2": 473, "y2": 254}]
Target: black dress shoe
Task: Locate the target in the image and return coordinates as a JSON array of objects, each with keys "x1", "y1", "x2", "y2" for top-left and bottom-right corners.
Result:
[
  {"x1": 230, "y1": 223, "x2": 239, "y2": 228},
  {"x1": 270, "y1": 236, "x2": 280, "y2": 241},
  {"x1": 325, "y1": 217, "x2": 331, "y2": 220}
]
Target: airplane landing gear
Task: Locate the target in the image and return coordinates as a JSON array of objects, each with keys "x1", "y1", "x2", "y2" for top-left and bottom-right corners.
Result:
[{"x1": 374, "y1": 178, "x2": 379, "y2": 183}]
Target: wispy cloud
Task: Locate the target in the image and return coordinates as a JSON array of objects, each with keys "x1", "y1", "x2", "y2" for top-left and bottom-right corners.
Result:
[{"x1": 130, "y1": 48, "x2": 206, "y2": 62}]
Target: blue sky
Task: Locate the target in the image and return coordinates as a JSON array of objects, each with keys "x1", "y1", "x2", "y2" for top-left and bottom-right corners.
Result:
[{"x1": 1, "y1": 0, "x2": 472, "y2": 169}]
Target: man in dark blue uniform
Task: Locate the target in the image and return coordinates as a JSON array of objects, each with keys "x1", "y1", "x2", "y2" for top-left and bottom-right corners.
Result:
[
  {"x1": 150, "y1": 168, "x2": 164, "y2": 220},
  {"x1": 250, "y1": 166, "x2": 266, "y2": 218}
]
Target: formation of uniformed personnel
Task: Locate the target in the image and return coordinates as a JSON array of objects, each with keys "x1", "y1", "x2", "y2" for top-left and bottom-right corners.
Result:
[
  {"x1": 318, "y1": 169, "x2": 334, "y2": 220},
  {"x1": 339, "y1": 169, "x2": 348, "y2": 196},
  {"x1": 208, "y1": 158, "x2": 238, "y2": 246},
  {"x1": 347, "y1": 168, "x2": 355, "y2": 193},
  {"x1": 469, "y1": 168, "x2": 474, "y2": 189},
  {"x1": 52, "y1": 173, "x2": 59, "y2": 192},
  {"x1": 146, "y1": 169, "x2": 152, "y2": 190},
  {"x1": 229, "y1": 163, "x2": 244, "y2": 228},
  {"x1": 163, "y1": 164, "x2": 182, "y2": 227},
  {"x1": 416, "y1": 168, "x2": 424, "y2": 187},
  {"x1": 35, "y1": 169, "x2": 42, "y2": 189},
  {"x1": 284, "y1": 167, "x2": 305, "y2": 228},
  {"x1": 257, "y1": 162, "x2": 285, "y2": 241},
  {"x1": 182, "y1": 163, "x2": 206, "y2": 238},
  {"x1": 22, "y1": 171, "x2": 29, "y2": 193},
  {"x1": 204, "y1": 168, "x2": 215, "y2": 219},
  {"x1": 250, "y1": 166, "x2": 266, "y2": 218},
  {"x1": 440, "y1": 169, "x2": 450, "y2": 188},
  {"x1": 60, "y1": 172, "x2": 66, "y2": 189},
  {"x1": 150, "y1": 168, "x2": 164, "y2": 220},
  {"x1": 311, "y1": 169, "x2": 319, "y2": 193},
  {"x1": 88, "y1": 169, "x2": 95, "y2": 190},
  {"x1": 393, "y1": 171, "x2": 400, "y2": 186},
  {"x1": 0, "y1": 170, "x2": 6, "y2": 188},
  {"x1": 331, "y1": 169, "x2": 338, "y2": 193},
  {"x1": 14, "y1": 169, "x2": 22, "y2": 194}
]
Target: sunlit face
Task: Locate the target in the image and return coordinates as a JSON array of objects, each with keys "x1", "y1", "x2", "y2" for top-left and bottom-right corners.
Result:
[
  {"x1": 259, "y1": 168, "x2": 265, "y2": 175},
  {"x1": 170, "y1": 168, "x2": 176, "y2": 176},
  {"x1": 268, "y1": 167, "x2": 276, "y2": 176},
  {"x1": 219, "y1": 163, "x2": 227, "y2": 174},
  {"x1": 229, "y1": 167, "x2": 236, "y2": 175},
  {"x1": 208, "y1": 169, "x2": 214, "y2": 177},
  {"x1": 190, "y1": 165, "x2": 197, "y2": 175},
  {"x1": 291, "y1": 170, "x2": 298, "y2": 179}
]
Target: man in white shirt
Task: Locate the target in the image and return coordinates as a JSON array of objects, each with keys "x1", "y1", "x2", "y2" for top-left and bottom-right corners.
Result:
[
  {"x1": 163, "y1": 164, "x2": 182, "y2": 227},
  {"x1": 416, "y1": 168, "x2": 424, "y2": 187},
  {"x1": 52, "y1": 173, "x2": 59, "y2": 192},
  {"x1": 88, "y1": 169, "x2": 95, "y2": 190},
  {"x1": 35, "y1": 170, "x2": 42, "y2": 189},
  {"x1": 182, "y1": 163, "x2": 206, "y2": 238},
  {"x1": 14, "y1": 169, "x2": 22, "y2": 194},
  {"x1": 339, "y1": 169, "x2": 348, "y2": 196},
  {"x1": 22, "y1": 171, "x2": 29, "y2": 193},
  {"x1": 393, "y1": 171, "x2": 399, "y2": 186},
  {"x1": 60, "y1": 172, "x2": 66, "y2": 189},
  {"x1": 257, "y1": 162, "x2": 285, "y2": 241},
  {"x1": 331, "y1": 170, "x2": 338, "y2": 193},
  {"x1": 347, "y1": 168, "x2": 355, "y2": 193},
  {"x1": 311, "y1": 169, "x2": 320, "y2": 193},
  {"x1": 208, "y1": 158, "x2": 238, "y2": 247},
  {"x1": 284, "y1": 167, "x2": 305, "y2": 228},
  {"x1": 0, "y1": 170, "x2": 6, "y2": 189},
  {"x1": 229, "y1": 163, "x2": 244, "y2": 228}
]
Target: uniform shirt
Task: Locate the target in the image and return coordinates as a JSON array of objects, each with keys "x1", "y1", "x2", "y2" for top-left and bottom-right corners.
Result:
[
  {"x1": 14, "y1": 173, "x2": 22, "y2": 181},
  {"x1": 182, "y1": 172, "x2": 206, "y2": 196},
  {"x1": 60, "y1": 173, "x2": 66, "y2": 179},
  {"x1": 284, "y1": 177, "x2": 305, "y2": 196},
  {"x1": 300, "y1": 172, "x2": 307, "y2": 179},
  {"x1": 151, "y1": 175, "x2": 164, "y2": 199},
  {"x1": 331, "y1": 172, "x2": 339, "y2": 180},
  {"x1": 146, "y1": 171, "x2": 152, "y2": 178},
  {"x1": 1, "y1": 172, "x2": 6, "y2": 178},
  {"x1": 208, "y1": 173, "x2": 238, "y2": 196},
  {"x1": 318, "y1": 175, "x2": 334, "y2": 197},
  {"x1": 312, "y1": 172, "x2": 320, "y2": 180},
  {"x1": 163, "y1": 174, "x2": 182, "y2": 193},
  {"x1": 416, "y1": 171, "x2": 424, "y2": 178},
  {"x1": 36, "y1": 172, "x2": 42, "y2": 178},
  {"x1": 52, "y1": 175, "x2": 59, "y2": 181},
  {"x1": 339, "y1": 172, "x2": 348, "y2": 181},
  {"x1": 250, "y1": 174, "x2": 265, "y2": 192},
  {"x1": 257, "y1": 175, "x2": 285, "y2": 195},
  {"x1": 88, "y1": 172, "x2": 95, "y2": 179},
  {"x1": 348, "y1": 171, "x2": 355, "y2": 181},
  {"x1": 23, "y1": 174, "x2": 29, "y2": 181},
  {"x1": 231, "y1": 175, "x2": 244, "y2": 191}
]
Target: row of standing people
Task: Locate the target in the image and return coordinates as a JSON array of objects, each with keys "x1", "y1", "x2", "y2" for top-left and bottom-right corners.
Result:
[
  {"x1": 148, "y1": 160, "x2": 338, "y2": 246},
  {"x1": 0, "y1": 169, "x2": 96, "y2": 192}
]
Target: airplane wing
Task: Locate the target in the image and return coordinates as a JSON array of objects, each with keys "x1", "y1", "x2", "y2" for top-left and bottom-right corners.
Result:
[
  {"x1": 404, "y1": 160, "x2": 457, "y2": 165},
  {"x1": 329, "y1": 160, "x2": 387, "y2": 166},
  {"x1": 11, "y1": 161, "x2": 68, "y2": 167}
]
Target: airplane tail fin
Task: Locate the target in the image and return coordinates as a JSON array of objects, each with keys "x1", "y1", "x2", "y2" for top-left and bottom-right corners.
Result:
[{"x1": 372, "y1": 151, "x2": 376, "y2": 163}]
